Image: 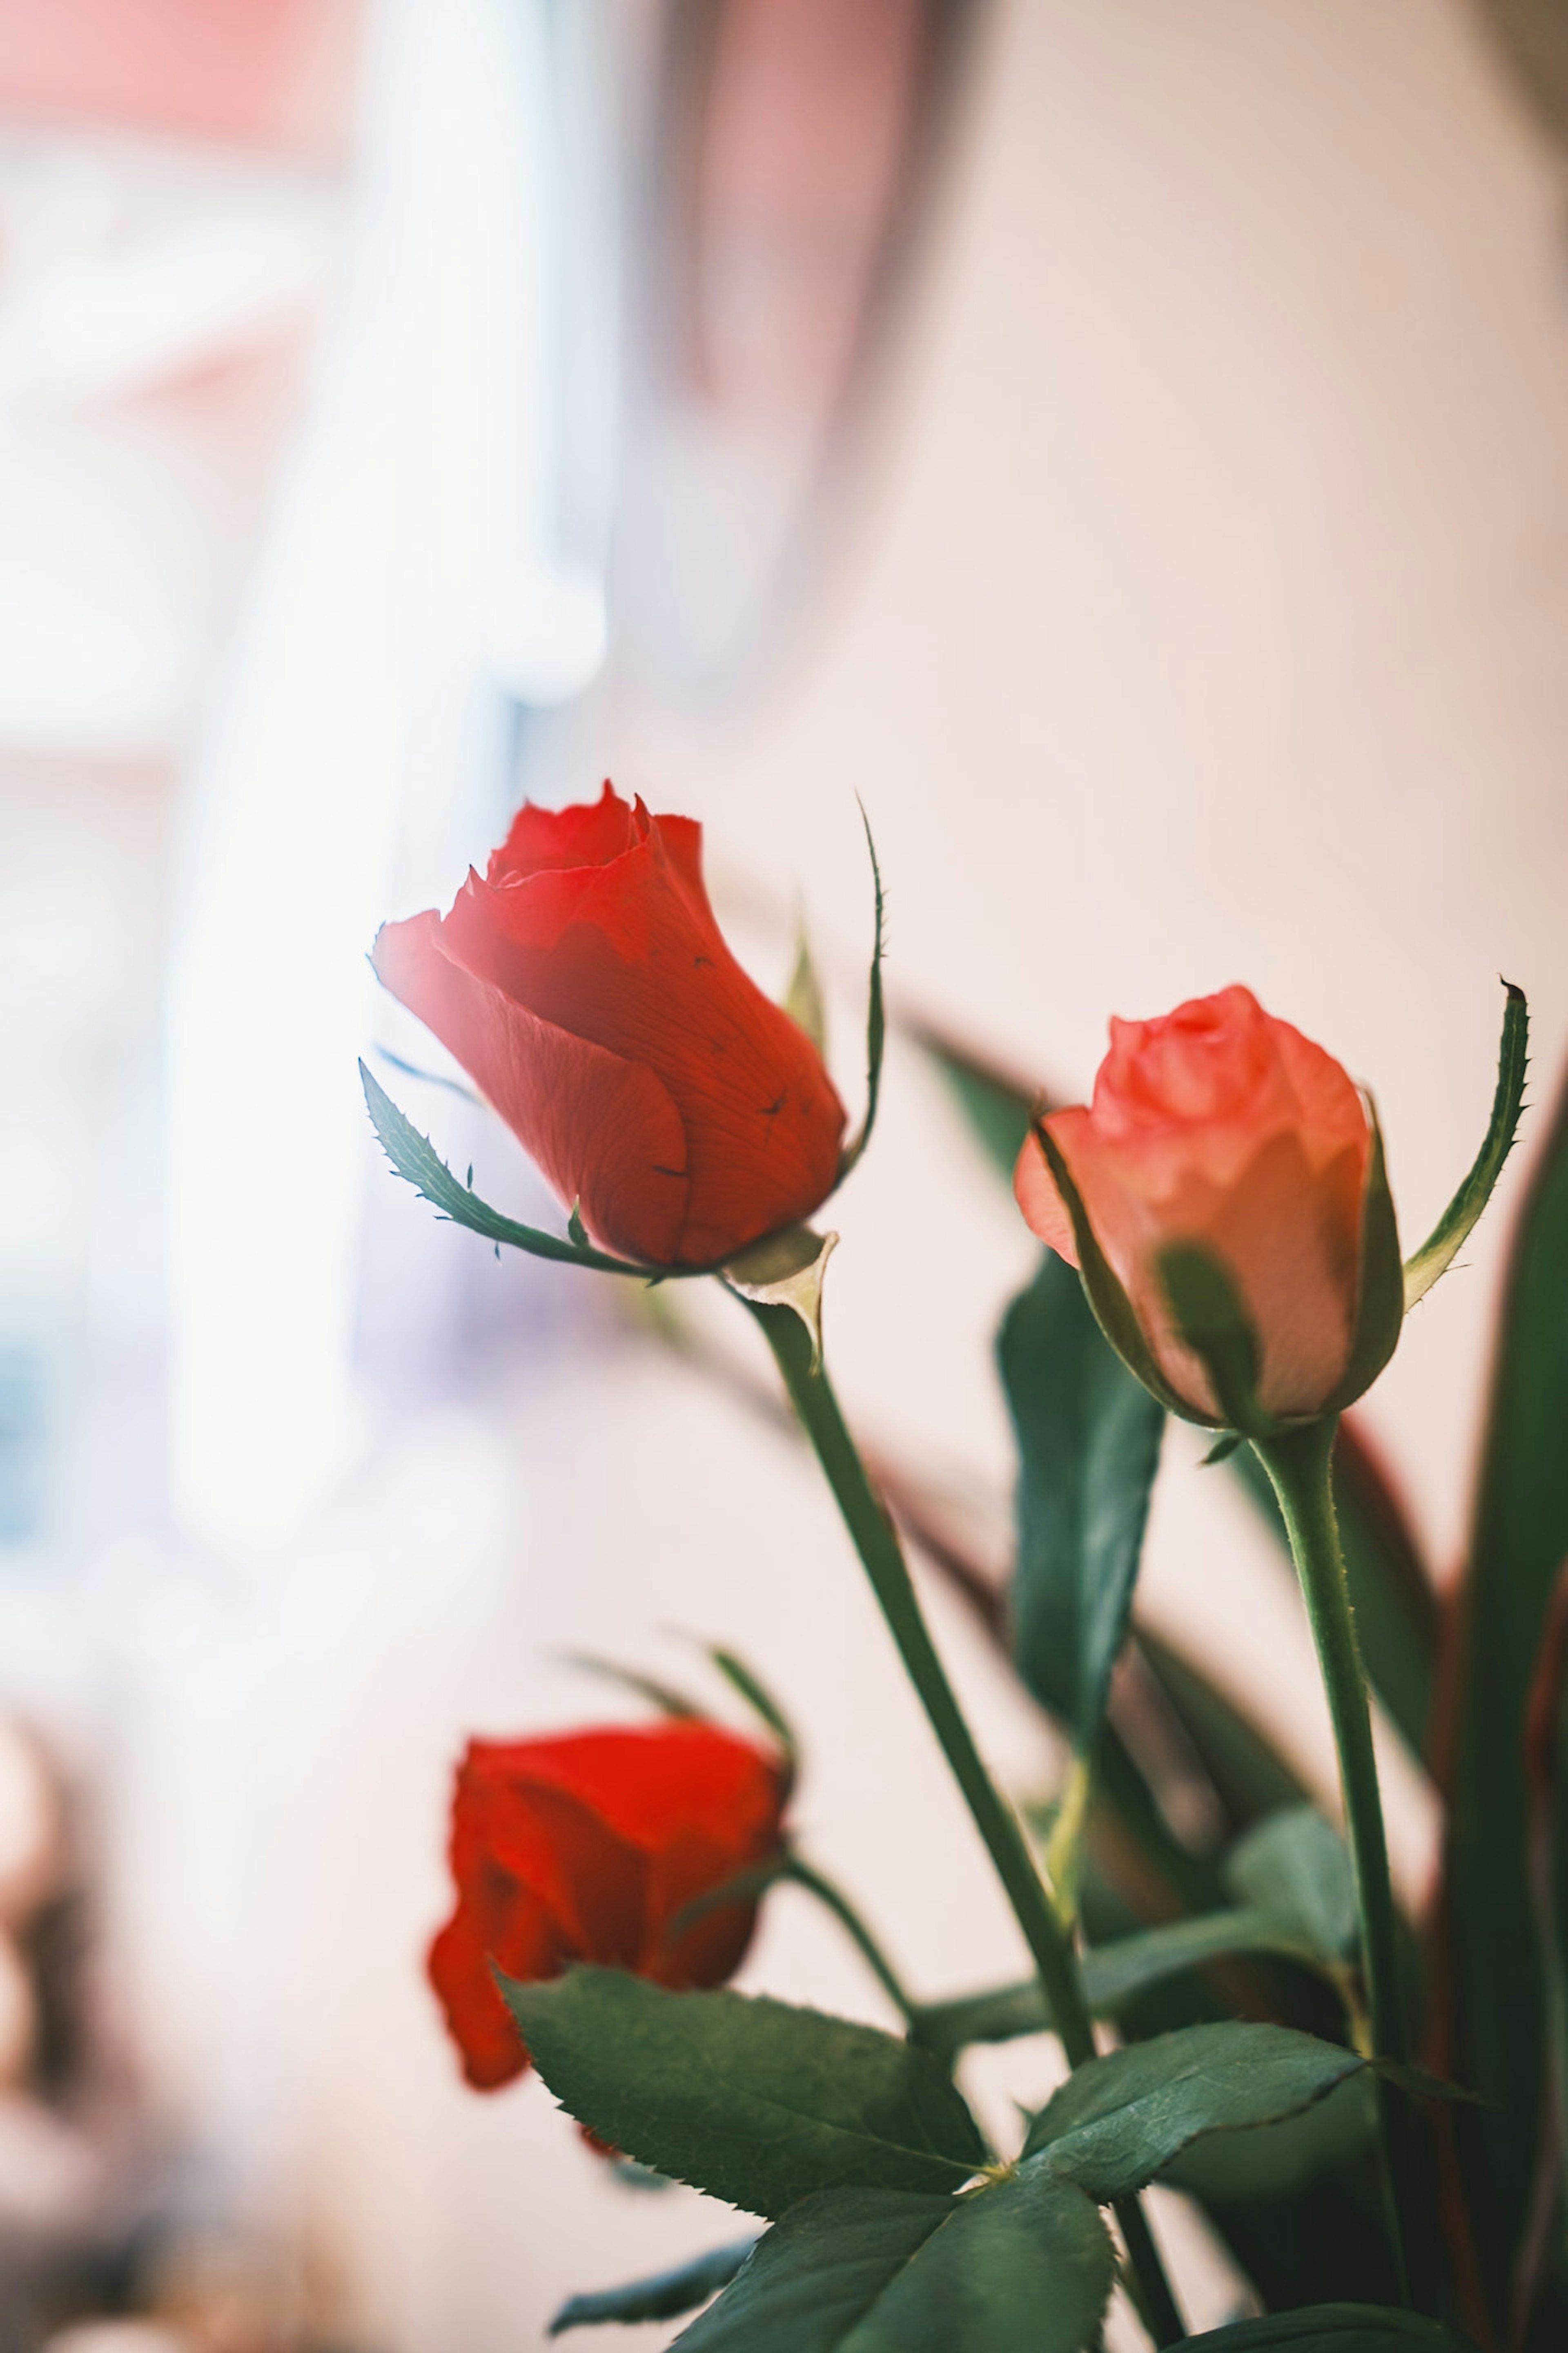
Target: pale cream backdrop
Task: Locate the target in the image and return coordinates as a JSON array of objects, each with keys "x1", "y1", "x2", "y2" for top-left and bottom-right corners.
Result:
[{"x1": 6, "y1": 1, "x2": 1568, "y2": 2349}]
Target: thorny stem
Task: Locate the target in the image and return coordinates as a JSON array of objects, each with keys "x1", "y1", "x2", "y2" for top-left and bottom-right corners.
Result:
[
  {"x1": 748, "y1": 1300, "x2": 1186, "y2": 2346},
  {"x1": 785, "y1": 1853, "x2": 922, "y2": 2030},
  {"x1": 1253, "y1": 1416, "x2": 1414, "y2": 2307}
]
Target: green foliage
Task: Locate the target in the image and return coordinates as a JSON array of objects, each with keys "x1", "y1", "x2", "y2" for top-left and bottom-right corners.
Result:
[
  {"x1": 1181, "y1": 2308, "x2": 1473, "y2": 2350},
  {"x1": 370, "y1": 831, "x2": 1552, "y2": 2342},
  {"x1": 1321, "y1": 1104, "x2": 1404, "y2": 1415},
  {"x1": 1521, "y1": 1569, "x2": 1568, "y2": 2338},
  {"x1": 673, "y1": 2172, "x2": 1114, "y2": 2353},
  {"x1": 561, "y1": 1649, "x2": 703, "y2": 1719},
  {"x1": 783, "y1": 922, "x2": 828, "y2": 1055},
  {"x1": 1084, "y1": 1906, "x2": 1326, "y2": 2005},
  {"x1": 549, "y1": 2239, "x2": 757, "y2": 2334},
  {"x1": 1225, "y1": 1809, "x2": 1357, "y2": 1962},
  {"x1": 1162, "y1": 2071, "x2": 1378, "y2": 2206},
  {"x1": 998, "y1": 1251, "x2": 1165, "y2": 1750},
  {"x1": 1442, "y1": 1059, "x2": 1568, "y2": 2320},
  {"x1": 912, "y1": 1028, "x2": 1036, "y2": 1180},
  {"x1": 1403, "y1": 981, "x2": 1528, "y2": 1311},
  {"x1": 920, "y1": 1908, "x2": 1332, "y2": 2059},
  {"x1": 1158, "y1": 1244, "x2": 1270, "y2": 1435},
  {"x1": 704, "y1": 1642, "x2": 800, "y2": 1761},
  {"x1": 838, "y1": 806, "x2": 886, "y2": 1178},
  {"x1": 1023, "y1": 2023, "x2": 1364, "y2": 2196},
  {"x1": 499, "y1": 1969, "x2": 986, "y2": 2219},
  {"x1": 1025, "y1": 1120, "x2": 1193, "y2": 1416},
  {"x1": 360, "y1": 1062, "x2": 648, "y2": 1275},
  {"x1": 1137, "y1": 1632, "x2": 1310, "y2": 1828},
  {"x1": 667, "y1": 1852, "x2": 795, "y2": 1939}
]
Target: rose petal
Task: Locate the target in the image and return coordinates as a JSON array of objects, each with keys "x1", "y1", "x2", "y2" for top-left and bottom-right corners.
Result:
[
  {"x1": 481, "y1": 1724, "x2": 785, "y2": 1859},
  {"x1": 436, "y1": 824, "x2": 845, "y2": 1265},
  {"x1": 1013, "y1": 1112, "x2": 1087, "y2": 1269},
  {"x1": 474, "y1": 1776, "x2": 646, "y2": 1969},
  {"x1": 428, "y1": 1873, "x2": 556, "y2": 2092},
  {"x1": 487, "y1": 779, "x2": 637, "y2": 883},
  {"x1": 372, "y1": 910, "x2": 690, "y2": 1264},
  {"x1": 1020, "y1": 988, "x2": 1371, "y2": 1422}
]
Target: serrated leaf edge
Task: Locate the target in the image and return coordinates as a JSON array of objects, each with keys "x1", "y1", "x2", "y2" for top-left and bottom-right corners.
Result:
[{"x1": 1403, "y1": 980, "x2": 1528, "y2": 1311}]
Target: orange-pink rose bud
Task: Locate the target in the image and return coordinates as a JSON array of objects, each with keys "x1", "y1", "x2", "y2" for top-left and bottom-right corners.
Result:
[{"x1": 1014, "y1": 986, "x2": 1373, "y2": 1423}]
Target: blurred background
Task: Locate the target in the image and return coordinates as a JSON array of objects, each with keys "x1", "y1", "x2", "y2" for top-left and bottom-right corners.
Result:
[{"x1": 2, "y1": 0, "x2": 1568, "y2": 2344}]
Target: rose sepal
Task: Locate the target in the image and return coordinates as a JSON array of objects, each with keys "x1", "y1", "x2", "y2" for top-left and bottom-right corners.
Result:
[
  {"x1": 1158, "y1": 1098, "x2": 1403, "y2": 1434},
  {"x1": 782, "y1": 918, "x2": 828, "y2": 1055},
  {"x1": 1038, "y1": 1093, "x2": 1403, "y2": 1436},
  {"x1": 667, "y1": 1849, "x2": 798, "y2": 1940},
  {"x1": 361, "y1": 1060, "x2": 659, "y2": 1274},
  {"x1": 1402, "y1": 978, "x2": 1528, "y2": 1312},
  {"x1": 835, "y1": 805, "x2": 886, "y2": 1180},
  {"x1": 1320, "y1": 1094, "x2": 1403, "y2": 1416},
  {"x1": 722, "y1": 1224, "x2": 838, "y2": 1369},
  {"x1": 1156, "y1": 1243, "x2": 1278, "y2": 1438},
  {"x1": 1027, "y1": 1117, "x2": 1199, "y2": 1421},
  {"x1": 365, "y1": 1059, "x2": 824, "y2": 1284}
]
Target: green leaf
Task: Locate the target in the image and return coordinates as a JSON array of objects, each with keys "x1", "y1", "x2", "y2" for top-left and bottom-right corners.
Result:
[
  {"x1": 1180, "y1": 2306, "x2": 1472, "y2": 2350},
  {"x1": 1521, "y1": 1562, "x2": 1568, "y2": 2331},
  {"x1": 1321, "y1": 1098, "x2": 1403, "y2": 1414},
  {"x1": 499, "y1": 1968, "x2": 986, "y2": 2218},
  {"x1": 1162, "y1": 2070, "x2": 1378, "y2": 2206},
  {"x1": 1022, "y1": 2022, "x2": 1365, "y2": 2195},
  {"x1": 1026, "y1": 1120, "x2": 1194, "y2": 1418},
  {"x1": 609, "y1": 2157, "x2": 675, "y2": 2190},
  {"x1": 668, "y1": 1851, "x2": 795, "y2": 1939},
  {"x1": 549, "y1": 2239, "x2": 757, "y2": 2334},
  {"x1": 359, "y1": 1062, "x2": 650, "y2": 1276},
  {"x1": 837, "y1": 804, "x2": 886, "y2": 1179},
  {"x1": 673, "y1": 2170, "x2": 1114, "y2": 2353},
  {"x1": 920, "y1": 1908, "x2": 1330, "y2": 2058},
  {"x1": 1086, "y1": 1907, "x2": 1326, "y2": 2006},
  {"x1": 373, "y1": 1044, "x2": 481, "y2": 1105},
  {"x1": 1225, "y1": 1808, "x2": 1357, "y2": 1961},
  {"x1": 1403, "y1": 981, "x2": 1528, "y2": 1311},
  {"x1": 1439, "y1": 1051, "x2": 1568, "y2": 2320},
  {"x1": 910, "y1": 1025, "x2": 1036, "y2": 1182},
  {"x1": 1137, "y1": 1631, "x2": 1310, "y2": 1829},
  {"x1": 1374, "y1": 2061, "x2": 1481, "y2": 2107},
  {"x1": 1158, "y1": 1243, "x2": 1272, "y2": 1436},
  {"x1": 783, "y1": 921, "x2": 828, "y2": 1055},
  {"x1": 561, "y1": 1650, "x2": 703, "y2": 1720},
  {"x1": 704, "y1": 1644, "x2": 800, "y2": 1762},
  {"x1": 998, "y1": 1252, "x2": 1165, "y2": 1751},
  {"x1": 1093, "y1": 1716, "x2": 1234, "y2": 1918}
]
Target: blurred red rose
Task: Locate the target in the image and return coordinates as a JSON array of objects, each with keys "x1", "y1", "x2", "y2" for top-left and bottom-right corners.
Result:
[
  {"x1": 372, "y1": 784, "x2": 846, "y2": 1267},
  {"x1": 1015, "y1": 984, "x2": 1370, "y2": 1421},
  {"x1": 428, "y1": 1720, "x2": 789, "y2": 2092}
]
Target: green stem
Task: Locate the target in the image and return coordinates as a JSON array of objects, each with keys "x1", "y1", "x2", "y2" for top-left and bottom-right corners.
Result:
[
  {"x1": 748, "y1": 1300, "x2": 1185, "y2": 2346},
  {"x1": 786, "y1": 1853, "x2": 922, "y2": 2030},
  {"x1": 1252, "y1": 1416, "x2": 1413, "y2": 2304}
]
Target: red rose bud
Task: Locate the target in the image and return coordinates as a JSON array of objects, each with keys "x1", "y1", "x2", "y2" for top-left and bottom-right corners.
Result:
[
  {"x1": 427, "y1": 1719, "x2": 788, "y2": 2092},
  {"x1": 372, "y1": 785, "x2": 846, "y2": 1267},
  {"x1": 1015, "y1": 985, "x2": 1389, "y2": 1424}
]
